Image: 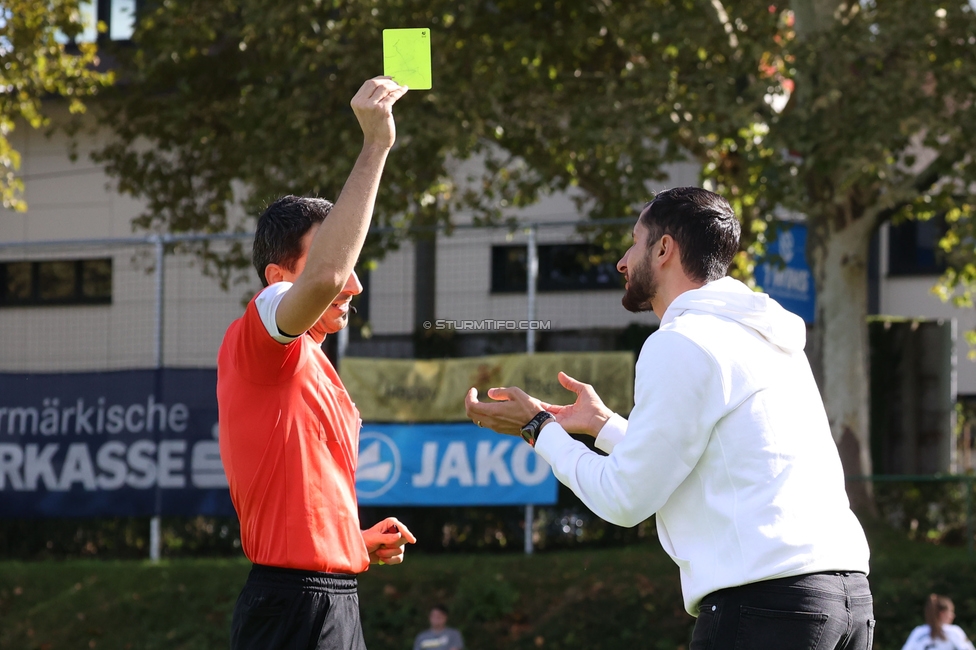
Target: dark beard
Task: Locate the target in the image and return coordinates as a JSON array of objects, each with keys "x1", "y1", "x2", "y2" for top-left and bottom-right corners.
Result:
[{"x1": 621, "y1": 263, "x2": 657, "y2": 313}]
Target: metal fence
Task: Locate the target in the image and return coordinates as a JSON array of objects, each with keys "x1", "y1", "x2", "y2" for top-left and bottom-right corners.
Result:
[
  {"x1": 0, "y1": 218, "x2": 643, "y2": 559},
  {"x1": 3, "y1": 222, "x2": 975, "y2": 559},
  {"x1": 0, "y1": 218, "x2": 650, "y2": 370},
  {"x1": 0, "y1": 233, "x2": 258, "y2": 372}
]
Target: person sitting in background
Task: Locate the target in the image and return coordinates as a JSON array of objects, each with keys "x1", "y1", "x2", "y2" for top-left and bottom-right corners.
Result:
[
  {"x1": 902, "y1": 594, "x2": 975, "y2": 650},
  {"x1": 413, "y1": 604, "x2": 464, "y2": 650}
]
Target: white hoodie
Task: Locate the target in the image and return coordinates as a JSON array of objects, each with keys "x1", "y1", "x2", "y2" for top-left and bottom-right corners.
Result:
[{"x1": 534, "y1": 277, "x2": 870, "y2": 615}]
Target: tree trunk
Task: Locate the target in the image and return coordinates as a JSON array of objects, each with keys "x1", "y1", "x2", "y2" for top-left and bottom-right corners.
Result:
[
  {"x1": 791, "y1": 0, "x2": 879, "y2": 514},
  {"x1": 811, "y1": 217, "x2": 877, "y2": 514}
]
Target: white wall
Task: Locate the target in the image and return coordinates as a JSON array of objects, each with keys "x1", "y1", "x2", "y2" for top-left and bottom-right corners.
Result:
[
  {"x1": 879, "y1": 275, "x2": 976, "y2": 395},
  {"x1": 368, "y1": 242, "x2": 414, "y2": 335},
  {"x1": 7, "y1": 109, "x2": 142, "y2": 240}
]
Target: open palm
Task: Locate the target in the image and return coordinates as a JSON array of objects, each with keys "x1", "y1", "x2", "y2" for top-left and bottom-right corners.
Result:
[{"x1": 543, "y1": 372, "x2": 614, "y2": 438}]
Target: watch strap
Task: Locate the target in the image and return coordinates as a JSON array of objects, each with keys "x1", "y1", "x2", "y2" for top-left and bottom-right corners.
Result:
[{"x1": 520, "y1": 410, "x2": 554, "y2": 446}]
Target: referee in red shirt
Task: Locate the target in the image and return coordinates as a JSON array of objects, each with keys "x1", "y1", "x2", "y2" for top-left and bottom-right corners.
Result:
[{"x1": 217, "y1": 77, "x2": 416, "y2": 650}]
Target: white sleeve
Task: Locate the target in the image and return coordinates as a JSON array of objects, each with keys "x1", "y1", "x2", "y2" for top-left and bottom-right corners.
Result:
[
  {"x1": 254, "y1": 282, "x2": 302, "y2": 343},
  {"x1": 900, "y1": 626, "x2": 928, "y2": 650},
  {"x1": 594, "y1": 414, "x2": 628, "y2": 454},
  {"x1": 948, "y1": 625, "x2": 975, "y2": 650},
  {"x1": 533, "y1": 331, "x2": 726, "y2": 528}
]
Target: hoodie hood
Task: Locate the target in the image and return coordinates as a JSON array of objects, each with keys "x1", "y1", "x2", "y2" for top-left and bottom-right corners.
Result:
[{"x1": 661, "y1": 277, "x2": 807, "y2": 353}]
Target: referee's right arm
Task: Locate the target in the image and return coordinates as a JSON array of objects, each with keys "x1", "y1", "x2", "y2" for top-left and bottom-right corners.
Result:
[{"x1": 274, "y1": 77, "x2": 407, "y2": 337}]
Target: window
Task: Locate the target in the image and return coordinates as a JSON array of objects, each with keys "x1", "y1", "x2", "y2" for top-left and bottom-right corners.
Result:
[
  {"x1": 491, "y1": 246, "x2": 528, "y2": 293},
  {"x1": 887, "y1": 215, "x2": 947, "y2": 276},
  {"x1": 58, "y1": 0, "x2": 137, "y2": 44},
  {"x1": 0, "y1": 259, "x2": 112, "y2": 307},
  {"x1": 491, "y1": 244, "x2": 624, "y2": 293},
  {"x1": 108, "y1": 0, "x2": 137, "y2": 41}
]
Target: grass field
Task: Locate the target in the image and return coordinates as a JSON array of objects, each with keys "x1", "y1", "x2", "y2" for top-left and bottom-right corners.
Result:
[{"x1": 2, "y1": 521, "x2": 976, "y2": 650}]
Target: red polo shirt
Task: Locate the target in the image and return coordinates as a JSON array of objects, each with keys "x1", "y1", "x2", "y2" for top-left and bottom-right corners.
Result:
[{"x1": 217, "y1": 293, "x2": 368, "y2": 574}]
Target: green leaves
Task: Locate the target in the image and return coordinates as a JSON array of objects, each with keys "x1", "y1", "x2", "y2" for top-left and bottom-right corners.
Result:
[
  {"x1": 92, "y1": 0, "x2": 976, "y2": 309},
  {"x1": 0, "y1": 0, "x2": 112, "y2": 211},
  {"x1": 95, "y1": 1, "x2": 759, "y2": 254}
]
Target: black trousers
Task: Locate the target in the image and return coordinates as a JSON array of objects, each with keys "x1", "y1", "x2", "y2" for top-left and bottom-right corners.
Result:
[
  {"x1": 691, "y1": 572, "x2": 875, "y2": 650},
  {"x1": 230, "y1": 564, "x2": 367, "y2": 650}
]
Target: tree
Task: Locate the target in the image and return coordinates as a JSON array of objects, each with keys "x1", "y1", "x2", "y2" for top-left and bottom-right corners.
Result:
[
  {"x1": 717, "y1": 0, "x2": 976, "y2": 509},
  {"x1": 96, "y1": 0, "x2": 976, "y2": 508},
  {"x1": 0, "y1": 0, "x2": 112, "y2": 211}
]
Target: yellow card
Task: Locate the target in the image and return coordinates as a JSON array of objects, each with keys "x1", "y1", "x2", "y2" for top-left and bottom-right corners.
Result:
[{"x1": 383, "y1": 28, "x2": 432, "y2": 90}]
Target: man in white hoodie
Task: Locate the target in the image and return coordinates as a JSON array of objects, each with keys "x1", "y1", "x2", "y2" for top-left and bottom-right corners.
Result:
[{"x1": 465, "y1": 187, "x2": 874, "y2": 649}]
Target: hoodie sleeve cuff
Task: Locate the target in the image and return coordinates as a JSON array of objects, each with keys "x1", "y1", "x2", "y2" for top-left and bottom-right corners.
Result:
[
  {"x1": 533, "y1": 421, "x2": 579, "y2": 465},
  {"x1": 594, "y1": 413, "x2": 628, "y2": 454}
]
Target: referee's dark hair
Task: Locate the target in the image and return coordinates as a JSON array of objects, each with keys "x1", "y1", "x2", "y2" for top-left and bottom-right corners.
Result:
[
  {"x1": 639, "y1": 187, "x2": 740, "y2": 283},
  {"x1": 252, "y1": 195, "x2": 333, "y2": 287},
  {"x1": 431, "y1": 603, "x2": 449, "y2": 615}
]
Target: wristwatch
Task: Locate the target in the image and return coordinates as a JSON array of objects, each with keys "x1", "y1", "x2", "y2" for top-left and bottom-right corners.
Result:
[{"x1": 520, "y1": 410, "x2": 554, "y2": 447}]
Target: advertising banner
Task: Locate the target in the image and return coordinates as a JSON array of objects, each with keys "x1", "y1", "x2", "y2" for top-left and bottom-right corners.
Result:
[
  {"x1": 0, "y1": 370, "x2": 558, "y2": 516},
  {"x1": 0, "y1": 369, "x2": 232, "y2": 518},
  {"x1": 341, "y1": 351, "x2": 634, "y2": 423},
  {"x1": 755, "y1": 223, "x2": 816, "y2": 323},
  {"x1": 355, "y1": 423, "x2": 557, "y2": 506}
]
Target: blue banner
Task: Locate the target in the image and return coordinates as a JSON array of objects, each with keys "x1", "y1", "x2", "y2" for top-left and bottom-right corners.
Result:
[
  {"x1": 356, "y1": 423, "x2": 558, "y2": 506},
  {"x1": 0, "y1": 369, "x2": 232, "y2": 518},
  {"x1": 755, "y1": 223, "x2": 816, "y2": 323},
  {"x1": 0, "y1": 371, "x2": 557, "y2": 517}
]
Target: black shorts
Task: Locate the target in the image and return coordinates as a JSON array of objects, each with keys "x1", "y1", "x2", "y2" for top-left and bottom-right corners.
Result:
[{"x1": 230, "y1": 564, "x2": 367, "y2": 650}]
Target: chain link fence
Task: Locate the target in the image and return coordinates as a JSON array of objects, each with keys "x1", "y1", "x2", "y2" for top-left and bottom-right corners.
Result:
[
  {"x1": 1, "y1": 223, "x2": 974, "y2": 558},
  {"x1": 0, "y1": 233, "x2": 258, "y2": 372},
  {"x1": 0, "y1": 218, "x2": 651, "y2": 371}
]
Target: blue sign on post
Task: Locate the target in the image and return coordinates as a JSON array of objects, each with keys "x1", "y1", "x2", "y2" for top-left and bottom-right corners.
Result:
[
  {"x1": 755, "y1": 223, "x2": 816, "y2": 323},
  {"x1": 0, "y1": 371, "x2": 557, "y2": 517}
]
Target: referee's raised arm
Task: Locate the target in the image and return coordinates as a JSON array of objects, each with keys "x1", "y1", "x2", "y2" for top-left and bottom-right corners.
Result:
[{"x1": 274, "y1": 77, "x2": 407, "y2": 338}]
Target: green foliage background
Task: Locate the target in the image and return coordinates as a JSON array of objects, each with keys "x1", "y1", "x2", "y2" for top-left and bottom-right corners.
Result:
[
  {"x1": 3, "y1": 524, "x2": 976, "y2": 650},
  {"x1": 0, "y1": 0, "x2": 112, "y2": 210}
]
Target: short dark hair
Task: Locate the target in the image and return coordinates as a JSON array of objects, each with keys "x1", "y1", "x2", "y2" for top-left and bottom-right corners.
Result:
[
  {"x1": 431, "y1": 604, "x2": 449, "y2": 616},
  {"x1": 639, "y1": 187, "x2": 740, "y2": 283},
  {"x1": 252, "y1": 195, "x2": 333, "y2": 286}
]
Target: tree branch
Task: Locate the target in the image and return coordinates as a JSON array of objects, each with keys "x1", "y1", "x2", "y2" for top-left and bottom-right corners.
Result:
[{"x1": 864, "y1": 148, "x2": 963, "y2": 229}]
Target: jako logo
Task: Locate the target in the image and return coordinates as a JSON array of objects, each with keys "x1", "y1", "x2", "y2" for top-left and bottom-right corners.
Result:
[
  {"x1": 778, "y1": 230, "x2": 795, "y2": 264},
  {"x1": 356, "y1": 432, "x2": 401, "y2": 498}
]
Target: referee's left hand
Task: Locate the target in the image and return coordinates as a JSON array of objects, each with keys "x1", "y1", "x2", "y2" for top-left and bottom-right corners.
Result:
[{"x1": 363, "y1": 517, "x2": 416, "y2": 565}]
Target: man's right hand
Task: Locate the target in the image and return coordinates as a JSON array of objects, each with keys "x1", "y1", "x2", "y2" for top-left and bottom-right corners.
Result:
[
  {"x1": 543, "y1": 372, "x2": 614, "y2": 438},
  {"x1": 350, "y1": 76, "x2": 408, "y2": 150}
]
